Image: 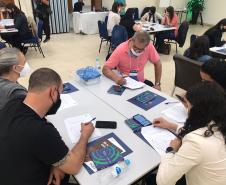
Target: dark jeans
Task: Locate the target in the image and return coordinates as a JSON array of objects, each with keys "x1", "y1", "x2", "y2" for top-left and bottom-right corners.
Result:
[
  {"x1": 155, "y1": 31, "x2": 175, "y2": 49},
  {"x1": 40, "y1": 16, "x2": 50, "y2": 39},
  {"x1": 1, "y1": 32, "x2": 32, "y2": 51},
  {"x1": 145, "y1": 173, "x2": 186, "y2": 185}
]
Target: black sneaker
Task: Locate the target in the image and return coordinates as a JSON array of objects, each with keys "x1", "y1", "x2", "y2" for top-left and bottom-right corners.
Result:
[{"x1": 43, "y1": 37, "x2": 50, "y2": 43}]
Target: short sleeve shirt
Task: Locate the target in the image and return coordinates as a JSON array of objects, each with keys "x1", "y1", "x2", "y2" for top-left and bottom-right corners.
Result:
[
  {"x1": 0, "y1": 97, "x2": 69, "y2": 185},
  {"x1": 104, "y1": 40, "x2": 160, "y2": 82}
]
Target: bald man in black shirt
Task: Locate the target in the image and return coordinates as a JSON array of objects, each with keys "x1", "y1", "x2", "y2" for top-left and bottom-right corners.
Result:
[{"x1": 0, "y1": 68, "x2": 94, "y2": 185}]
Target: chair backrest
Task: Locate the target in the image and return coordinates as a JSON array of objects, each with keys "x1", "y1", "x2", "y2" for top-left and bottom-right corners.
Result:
[
  {"x1": 111, "y1": 25, "x2": 128, "y2": 50},
  {"x1": 37, "y1": 20, "x2": 44, "y2": 39},
  {"x1": 176, "y1": 21, "x2": 189, "y2": 47},
  {"x1": 127, "y1": 7, "x2": 139, "y2": 20},
  {"x1": 0, "y1": 42, "x2": 6, "y2": 49},
  {"x1": 104, "y1": 15, "x2": 108, "y2": 25},
  {"x1": 98, "y1": 20, "x2": 108, "y2": 40},
  {"x1": 141, "y1": 7, "x2": 151, "y2": 18},
  {"x1": 173, "y1": 54, "x2": 202, "y2": 91}
]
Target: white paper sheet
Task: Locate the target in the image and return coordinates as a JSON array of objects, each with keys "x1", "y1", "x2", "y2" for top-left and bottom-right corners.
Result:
[
  {"x1": 64, "y1": 114, "x2": 101, "y2": 143},
  {"x1": 123, "y1": 77, "x2": 145, "y2": 90},
  {"x1": 0, "y1": 19, "x2": 14, "y2": 26},
  {"x1": 162, "y1": 103, "x2": 187, "y2": 123},
  {"x1": 141, "y1": 125, "x2": 176, "y2": 156},
  {"x1": 58, "y1": 94, "x2": 78, "y2": 111}
]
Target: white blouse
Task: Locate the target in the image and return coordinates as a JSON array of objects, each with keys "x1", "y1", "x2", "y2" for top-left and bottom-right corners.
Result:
[
  {"x1": 107, "y1": 11, "x2": 120, "y2": 36},
  {"x1": 157, "y1": 126, "x2": 226, "y2": 185}
]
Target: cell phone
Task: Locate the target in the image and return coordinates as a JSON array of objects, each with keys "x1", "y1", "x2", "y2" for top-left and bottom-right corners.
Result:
[
  {"x1": 114, "y1": 85, "x2": 123, "y2": 92},
  {"x1": 133, "y1": 114, "x2": 152, "y2": 126},
  {"x1": 175, "y1": 94, "x2": 184, "y2": 102},
  {"x1": 95, "y1": 121, "x2": 117, "y2": 129}
]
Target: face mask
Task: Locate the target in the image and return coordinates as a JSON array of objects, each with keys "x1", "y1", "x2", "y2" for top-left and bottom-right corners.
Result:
[
  {"x1": 19, "y1": 63, "x2": 31, "y2": 77},
  {"x1": 130, "y1": 48, "x2": 143, "y2": 57},
  {"x1": 46, "y1": 91, "x2": 62, "y2": 116}
]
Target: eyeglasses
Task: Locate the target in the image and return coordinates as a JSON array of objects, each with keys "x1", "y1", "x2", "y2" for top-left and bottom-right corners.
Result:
[{"x1": 132, "y1": 44, "x2": 145, "y2": 53}]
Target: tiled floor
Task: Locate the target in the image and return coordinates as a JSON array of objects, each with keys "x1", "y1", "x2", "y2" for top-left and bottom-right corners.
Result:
[{"x1": 18, "y1": 24, "x2": 215, "y2": 96}]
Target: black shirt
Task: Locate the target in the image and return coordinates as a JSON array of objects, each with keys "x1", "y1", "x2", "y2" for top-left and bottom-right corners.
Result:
[
  {"x1": 204, "y1": 28, "x2": 226, "y2": 47},
  {"x1": 73, "y1": 2, "x2": 84, "y2": 12},
  {"x1": 120, "y1": 18, "x2": 135, "y2": 38},
  {"x1": 0, "y1": 98, "x2": 69, "y2": 185}
]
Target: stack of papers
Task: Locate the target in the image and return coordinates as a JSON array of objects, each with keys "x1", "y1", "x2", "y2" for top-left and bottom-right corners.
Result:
[
  {"x1": 141, "y1": 125, "x2": 176, "y2": 156},
  {"x1": 64, "y1": 114, "x2": 101, "y2": 143},
  {"x1": 162, "y1": 103, "x2": 187, "y2": 123},
  {"x1": 123, "y1": 77, "x2": 145, "y2": 90},
  {"x1": 0, "y1": 19, "x2": 14, "y2": 26},
  {"x1": 58, "y1": 94, "x2": 78, "y2": 111}
]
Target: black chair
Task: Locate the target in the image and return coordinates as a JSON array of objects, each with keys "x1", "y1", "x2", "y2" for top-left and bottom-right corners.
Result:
[
  {"x1": 21, "y1": 20, "x2": 45, "y2": 58},
  {"x1": 172, "y1": 54, "x2": 202, "y2": 96},
  {"x1": 141, "y1": 7, "x2": 152, "y2": 18},
  {"x1": 97, "y1": 20, "x2": 110, "y2": 53},
  {"x1": 127, "y1": 8, "x2": 139, "y2": 20},
  {"x1": 165, "y1": 21, "x2": 189, "y2": 53},
  {"x1": 109, "y1": 25, "x2": 128, "y2": 53},
  {"x1": 104, "y1": 15, "x2": 108, "y2": 25}
]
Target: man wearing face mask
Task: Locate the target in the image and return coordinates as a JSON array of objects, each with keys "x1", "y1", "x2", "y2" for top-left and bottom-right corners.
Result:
[
  {"x1": 0, "y1": 48, "x2": 29, "y2": 110},
  {"x1": 0, "y1": 68, "x2": 95, "y2": 185},
  {"x1": 103, "y1": 31, "x2": 162, "y2": 90}
]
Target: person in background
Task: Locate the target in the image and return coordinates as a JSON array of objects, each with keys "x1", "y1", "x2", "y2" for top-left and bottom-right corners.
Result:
[
  {"x1": 0, "y1": 68, "x2": 95, "y2": 185},
  {"x1": 120, "y1": 8, "x2": 142, "y2": 38},
  {"x1": 155, "y1": 6, "x2": 178, "y2": 51},
  {"x1": 107, "y1": 2, "x2": 123, "y2": 37},
  {"x1": 0, "y1": 48, "x2": 29, "y2": 110},
  {"x1": 0, "y1": 3, "x2": 32, "y2": 52},
  {"x1": 147, "y1": 81, "x2": 226, "y2": 185},
  {"x1": 35, "y1": 0, "x2": 51, "y2": 43},
  {"x1": 184, "y1": 35, "x2": 212, "y2": 62},
  {"x1": 103, "y1": 31, "x2": 162, "y2": 90},
  {"x1": 203, "y1": 18, "x2": 226, "y2": 47},
  {"x1": 141, "y1": 6, "x2": 162, "y2": 23},
  {"x1": 114, "y1": 0, "x2": 126, "y2": 17},
  {"x1": 73, "y1": 0, "x2": 84, "y2": 12},
  {"x1": 200, "y1": 58, "x2": 226, "y2": 91}
]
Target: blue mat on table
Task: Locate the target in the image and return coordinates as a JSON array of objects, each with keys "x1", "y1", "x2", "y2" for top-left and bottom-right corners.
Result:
[
  {"x1": 127, "y1": 91, "x2": 166, "y2": 111},
  {"x1": 83, "y1": 132, "x2": 133, "y2": 174}
]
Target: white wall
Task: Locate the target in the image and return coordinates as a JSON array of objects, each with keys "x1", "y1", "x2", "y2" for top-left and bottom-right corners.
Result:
[
  {"x1": 102, "y1": 0, "x2": 157, "y2": 15},
  {"x1": 202, "y1": 0, "x2": 226, "y2": 25}
]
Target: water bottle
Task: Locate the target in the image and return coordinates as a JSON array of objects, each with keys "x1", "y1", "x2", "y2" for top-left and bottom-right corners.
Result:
[
  {"x1": 98, "y1": 159, "x2": 131, "y2": 185},
  {"x1": 95, "y1": 57, "x2": 101, "y2": 72}
]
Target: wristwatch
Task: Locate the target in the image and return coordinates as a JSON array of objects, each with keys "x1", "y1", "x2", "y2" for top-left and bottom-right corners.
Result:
[
  {"x1": 155, "y1": 82, "x2": 161, "y2": 86},
  {"x1": 166, "y1": 147, "x2": 175, "y2": 154}
]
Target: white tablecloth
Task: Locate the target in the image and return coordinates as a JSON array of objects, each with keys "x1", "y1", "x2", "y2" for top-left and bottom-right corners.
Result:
[{"x1": 73, "y1": 12, "x2": 108, "y2": 35}]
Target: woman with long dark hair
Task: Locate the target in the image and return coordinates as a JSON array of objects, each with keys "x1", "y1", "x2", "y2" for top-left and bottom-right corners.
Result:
[
  {"x1": 184, "y1": 35, "x2": 212, "y2": 62},
  {"x1": 200, "y1": 58, "x2": 226, "y2": 90},
  {"x1": 204, "y1": 18, "x2": 226, "y2": 47},
  {"x1": 119, "y1": 8, "x2": 142, "y2": 38},
  {"x1": 0, "y1": 3, "x2": 32, "y2": 52},
  {"x1": 155, "y1": 6, "x2": 178, "y2": 51},
  {"x1": 149, "y1": 81, "x2": 226, "y2": 185}
]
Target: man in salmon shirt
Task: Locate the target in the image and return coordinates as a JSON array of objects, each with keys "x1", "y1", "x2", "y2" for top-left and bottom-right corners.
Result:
[{"x1": 102, "y1": 31, "x2": 162, "y2": 91}]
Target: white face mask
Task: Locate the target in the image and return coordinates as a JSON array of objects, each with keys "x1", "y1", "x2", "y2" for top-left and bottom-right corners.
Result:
[
  {"x1": 18, "y1": 63, "x2": 31, "y2": 77},
  {"x1": 130, "y1": 48, "x2": 143, "y2": 57}
]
